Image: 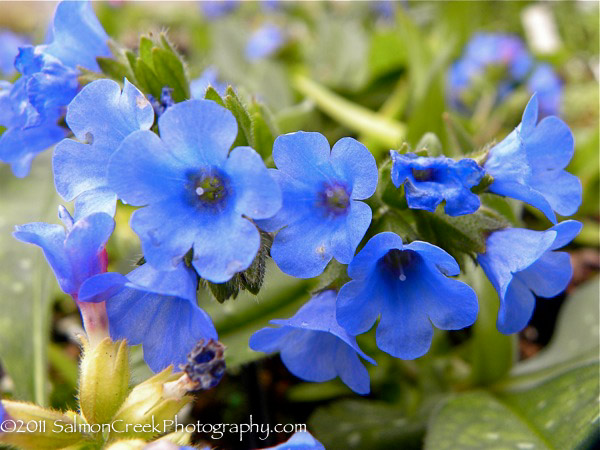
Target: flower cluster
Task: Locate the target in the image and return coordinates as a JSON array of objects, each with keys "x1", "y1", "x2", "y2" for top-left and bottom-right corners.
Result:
[
  {"x1": 447, "y1": 32, "x2": 563, "y2": 116},
  {"x1": 8, "y1": 1, "x2": 581, "y2": 402}
]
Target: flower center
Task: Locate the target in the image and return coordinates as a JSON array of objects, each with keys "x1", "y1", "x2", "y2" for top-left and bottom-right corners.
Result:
[
  {"x1": 188, "y1": 169, "x2": 230, "y2": 208},
  {"x1": 381, "y1": 249, "x2": 417, "y2": 281},
  {"x1": 319, "y1": 183, "x2": 350, "y2": 215},
  {"x1": 411, "y1": 168, "x2": 435, "y2": 181}
]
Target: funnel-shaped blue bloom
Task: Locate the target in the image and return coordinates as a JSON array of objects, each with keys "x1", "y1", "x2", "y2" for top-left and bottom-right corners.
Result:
[
  {"x1": 478, "y1": 220, "x2": 581, "y2": 334},
  {"x1": 54, "y1": 79, "x2": 154, "y2": 218},
  {"x1": 484, "y1": 95, "x2": 581, "y2": 223},
  {"x1": 337, "y1": 232, "x2": 478, "y2": 359},
  {"x1": 390, "y1": 152, "x2": 485, "y2": 216},
  {"x1": 0, "y1": 0, "x2": 110, "y2": 177},
  {"x1": 258, "y1": 132, "x2": 378, "y2": 278},
  {"x1": 250, "y1": 290, "x2": 375, "y2": 395},
  {"x1": 106, "y1": 99, "x2": 281, "y2": 283},
  {"x1": 79, "y1": 262, "x2": 217, "y2": 372},
  {"x1": 13, "y1": 207, "x2": 114, "y2": 296},
  {"x1": 267, "y1": 431, "x2": 325, "y2": 450}
]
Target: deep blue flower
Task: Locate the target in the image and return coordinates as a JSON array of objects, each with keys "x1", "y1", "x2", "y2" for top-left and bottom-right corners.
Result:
[
  {"x1": 0, "y1": 30, "x2": 29, "y2": 75},
  {"x1": 190, "y1": 66, "x2": 228, "y2": 98},
  {"x1": 184, "y1": 340, "x2": 226, "y2": 390},
  {"x1": 54, "y1": 79, "x2": 154, "y2": 218},
  {"x1": 484, "y1": 94, "x2": 581, "y2": 223},
  {"x1": 447, "y1": 33, "x2": 533, "y2": 111},
  {"x1": 266, "y1": 431, "x2": 325, "y2": 450},
  {"x1": 106, "y1": 99, "x2": 281, "y2": 283},
  {"x1": 250, "y1": 290, "x2": 375, "y2": 394},
  {"x1": 0, "y1": 0, "x2": 110, "y2": 177},
  {"x1": 13, "y1": 206, "x2": 114, "y2": 296},
  {"x1": 337, "y1": 232, "x2": 478, "y2": 359},
  {"x1": 477, "y1": 220, "x2": 581, "y2": 334},
  {"x1": 78, "y1": 262, "x2": 218, "y2": 372},
  {"x1": 527, "y1": 63, "x2": 562, "y2": 117},
  {"x1": 390, "y1": 152, "x2": 485, "y2": 216},
  {"x1": 200, "y1": 0, "x2": 238, "y2": 19},
  {"x1": 258, "y1": 132, "x2": 378, "y2": 278},
  {"x1": 245, "y1": 24, "x2": 285, "y2": 61}
]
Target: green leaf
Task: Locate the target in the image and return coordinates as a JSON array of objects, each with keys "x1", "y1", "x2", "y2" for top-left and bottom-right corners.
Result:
[
  {"x1": 0, "y1": 152, "x2": 60, "y2": 404},
  {"x1": 292, "y1": 73, "x2": 406, "y2": 152},
  {"x1": 204, "y1": 86, "x2": 225, "y2": 106},
  {"x1": 506, "y1": 277, "x2": 600, "y2": 386},
  {"x1": 425, "y1": 364, "x2": 600, "y2": 450},
  {"x1": 224, "y1": 86, "x2": 253, "y2": 148},
  {"x1": 310, "y1": 400, "x2": 425, "y2": 450},
  {"x1": 139, "y1": 36, "x2": 155, "y2": 69},
  {"x1": 238, "y1": 232, "x2": 272, "y2": 295},
  {"x1": 205, "y1": 278, "x2": 240, "y2": 303},
  {"x1": 96, "y1": 57, "x2": 133, "y2": 82},
  {"x1": 152, "y1": 47, "x2": 190, "y2": 102},
  {"x1": 133, "y1": 57, "x2": 162, "y2": 99},
  {"x1": 414, "y1": 207, "x2": 509, "y2": 264},
  {"x1": 368, "y1": 29, "x2": 407, "y2": 80},
  {"x1": 249, "y1": 101, "x2": 277, "y2": 159}
]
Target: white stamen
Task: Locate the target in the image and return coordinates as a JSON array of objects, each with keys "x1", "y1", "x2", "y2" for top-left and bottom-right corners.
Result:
[
  {"x1": 195, "y1": 187, "x2": 205, "y2": 196},
  {"x1": 399, "y1": 265, "x2": 406, "y2": 281}
]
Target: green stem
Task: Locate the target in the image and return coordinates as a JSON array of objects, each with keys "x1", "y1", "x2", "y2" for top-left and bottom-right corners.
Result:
[{"x1": 292, "y1": 73, "x2": 406, "y2": 151}]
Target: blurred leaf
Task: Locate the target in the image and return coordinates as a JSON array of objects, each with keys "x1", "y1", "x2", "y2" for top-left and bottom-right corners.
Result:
[
  {"x1": 0, "y1": 152, "x2": 59, "y2": 404},
  {"x1": 368, "y1": 29, "x2": 406, "y2": 81},
  {"x1": 287, "y1": 381, "x2": 351, "y2": 403},
  {"x1": 309, "y1": 17, "x2": 369, "y2": 91},
  {"x1": 96, "y1": 57, "x2": 133, "y2": 82},
  {"x1": 425, "y1": 363, "x2": 599, "y2": 450},
  {"x1": 292, "y1": 73, "x2": 406, "y2": 151},
  {"x1": 310, "y1": 399, "x2": 425, "y2": 450},
  {"x1": 506, "y1": 277, "x2": 600, "y2": 386}
]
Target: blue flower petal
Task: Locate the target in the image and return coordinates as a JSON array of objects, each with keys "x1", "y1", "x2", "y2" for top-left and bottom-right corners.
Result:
[
  {"x1": 329, "y1": 200, "x2": 372, "y2": 264},
  {"x1": 224, "y1": 146, "x2": 281, "y2": 220},
  {"x1": 0, "y1": 31, "x2": 29, "y2": 75},
  {"x1": 330, "y1": 137, "x2": 378, "y2": 200},
  {"x1": 157, "y1": 99, "x2": 237, "y2": 168},
  {"x1": 267, "y1": 431, "x2": 325, "y2": 450},
  {"x1": 245, "y1": 24, "x2": 285, "y2": 61}
]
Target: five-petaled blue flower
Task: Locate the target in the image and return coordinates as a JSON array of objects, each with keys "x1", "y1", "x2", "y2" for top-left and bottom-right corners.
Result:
[
  {"x1": 200, "y1": 0, "x2": 238, "y2": 19},
  {"x1": 245, "y1": 24, "x2": 285, "y2": 61},
  {"x1": 477, "y1": 220, "x2": 581, "y2": 335},
  {"x1": 484, "y1": 94, "x2": 582, "y2": 224},
  {"x1": 0, "y1": 0, "x2": 110, "y2": 177},
  {"x1": 390, "y1": 152, "x2": 485, "y2": 216},
  {"x1": 258, "y1": 131, "x2": 378, "y2": 278},
  {"x1": 54, "y1": 79, "x2": 154, "y2": 218},
  {"x1": 78, "y1": 262, "x2": 217, "y2": 372},
  {"x1": 106, "y1": 99, "x2": 281, "y2": 283},
  {"x1": 13, "y1": 206, "x2": 114, "y2": 297},
  {"x1": 0, "y1": 30, "x2": 29, "y2": 75},
  {"x1": 337, "y1": 232, "x2": 478, "y2": 359},
  {"x1": 266, "y1": 431, "x2": 325, "y2": 450},
  {"x1": 527, "y1": 63, "x2": 563, "y2": 117},
  {"x1": 250, "y1": 290, "x2": 375, "y2": 394}
]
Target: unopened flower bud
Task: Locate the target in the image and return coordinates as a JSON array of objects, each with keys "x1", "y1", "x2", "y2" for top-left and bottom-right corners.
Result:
[{"x1": 79, "y1": 337, "x2": 130, "y2": 425}]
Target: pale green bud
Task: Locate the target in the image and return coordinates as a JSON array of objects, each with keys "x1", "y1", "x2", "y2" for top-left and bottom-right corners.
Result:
[
  {"x1": 79, "y1": 337, "x2": 130, "y2": 426},
  {"x1": 0, "y1": 401, "x2": 89, "y2": 449},
  {"x1": 109, "y1": 367, "x2": 191, "y2": 440}
]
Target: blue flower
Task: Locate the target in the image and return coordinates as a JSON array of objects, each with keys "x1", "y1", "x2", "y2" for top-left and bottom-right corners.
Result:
[
  {"x1": 54, "y1": 79, "x2": 154, "y2": 218},
  {"x1": 258, "y1": 132, "x2": 378, "y2": 278},
  {"x1": 249, "y1": 290, "x2": 375, "y2": 394},
  {"x1": 337, "y1": 232, "x2": 478, "y2": 359},
  {"x1": 484, "y1": 94, "x2": 581, "y2": 223},
  {"x1": 477, "y1": 220, "x2": 581, "y2": 334},
  {"x1": 0, "y1": 30, "x2": 29, "y2": 75},
  {"x1": 13, "y1": 206, "x2": 114, "y2": 296},
  {"x1": 0, "y1": 0, "x2": 110, "y2": 177},
  {"x1": 245, "y1": 24, "x2": 285, "y2": 62},
  {"x1": 200, "y1": 0, "x2": 238, "y2": 19},
  {"x1": 0, "y1": 400, "x2": 6, "y2": 427},
  {"x1": 147, "y1": 86, "x2": 175, "y2": 118},
  {"x1": 267, "y1": 431, "x2": 325, "y2": 450},
  {"x1": 447, "y1": 33, "x2": 533, "y2": 111},
  {"x1": 390, "y1": 152, "x2": 485, "y2": 216},
  {"x1": 78, "y1": 262, "x2": 218, "y2": 372},
  {"x1": 190, "y1": 66, "x2": 228, "y2": 98},
  {"x1": 527, "y1": 63, "x2": 562, "y2": 117},
  {"x1": 106, "y1": 99, "x2": 281, "y2": 283}
]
